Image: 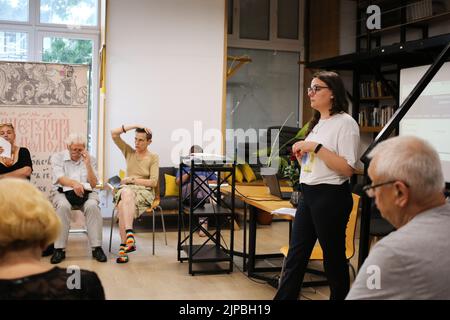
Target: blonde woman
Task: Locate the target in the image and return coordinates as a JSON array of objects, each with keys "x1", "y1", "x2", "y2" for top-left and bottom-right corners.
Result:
[
  {"x1": 0, "y1": 178, "x2": 105, "y2": 299},
  {"x1": 0, "y1": 123, "x2": 32, "y2": 180}
]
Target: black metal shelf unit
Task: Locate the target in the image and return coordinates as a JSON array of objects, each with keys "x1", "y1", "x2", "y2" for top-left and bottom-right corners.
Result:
[{"x1": 177, "y1": 156, "x2": 236, "y2": 275}]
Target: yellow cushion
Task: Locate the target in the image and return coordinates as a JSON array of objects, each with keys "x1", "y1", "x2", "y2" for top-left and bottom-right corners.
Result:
[
  {"x1": 164, "y1": 174, "x2": 178, "y2": 197},
  {"x1": 235, "y1": 166, "x2": 244, "y2": 183},
  {"x1": 220, "y1": 166, "x2": 244, "y2": 184},
  {"x1": 239, "y1": 163, "x2": 256, "y2": 182}
]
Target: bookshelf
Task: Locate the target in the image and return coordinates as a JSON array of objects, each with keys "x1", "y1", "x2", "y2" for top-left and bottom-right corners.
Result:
[{"x1": 356, "y1": 78, "x2": 398, "y2": 133}]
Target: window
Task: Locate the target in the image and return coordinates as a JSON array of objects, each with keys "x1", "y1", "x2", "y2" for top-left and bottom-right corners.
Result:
[
  {"x1": 228, "y1": 0, "x2": 302, "y2": 52},
  {"x1": 239, "y1": 0, "x2": 270, "y2": 40},
  {"x1": 0, "y1": 30, "x2": 28, "y2": 60},
  {"x1": 0, "y1": 0, "x2": 29, "y2": 22},
  {"x1": 0, "y1": 0, "x2": 100, "y2": 154},
  {"x1": 40, "y1": 0, "x2": 98, "y2": 26},
  {"x1": 226, "y1": 48, "x2": 300, "y2": 131},
  {"x1": 42, "y1": 36, "x2": 93, "y2": 64},
  {"x1": 277, "y1": 0, "x2": 299, "y2": 39}
]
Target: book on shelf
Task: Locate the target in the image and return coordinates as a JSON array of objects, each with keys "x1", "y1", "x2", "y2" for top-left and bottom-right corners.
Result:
[
  {"x1": 358, "y1": 105, "x2": 395, "y2": 128},
  {"x1": 359, "y1": 80, "x2": 396, "y2": 98}
]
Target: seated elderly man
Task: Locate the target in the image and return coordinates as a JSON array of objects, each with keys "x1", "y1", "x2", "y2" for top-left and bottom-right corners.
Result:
[
  {"x1": 111, "y1": 124, "x2": 159, "y2": 264},
  {"x1": 49, "y1": 133, "x2": 107, "y2": 264},
  {"x1": 346, "y1": 136, "x2": 450, "y2": 299}
]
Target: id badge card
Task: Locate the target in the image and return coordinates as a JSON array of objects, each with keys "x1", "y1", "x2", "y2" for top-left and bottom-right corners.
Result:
[{"x1": 302, "y1": 152, "x2": 315, "y2": 173}]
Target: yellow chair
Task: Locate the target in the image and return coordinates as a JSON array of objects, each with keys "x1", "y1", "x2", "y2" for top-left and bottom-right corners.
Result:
[
  {"x1": 280, "y1": 193, "x2": 360, "y2": 282},
  {"x1": 139, "y1": 180, "x2": 168, "y2": 255}
]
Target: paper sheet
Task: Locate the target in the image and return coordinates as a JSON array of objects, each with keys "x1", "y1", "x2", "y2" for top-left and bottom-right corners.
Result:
[
  {"x1": 271, "y1": 207, "x2": 296, "y2": 217},
  {"x1": 0, "y1": 137, "x2": 11, "y2": 158}
]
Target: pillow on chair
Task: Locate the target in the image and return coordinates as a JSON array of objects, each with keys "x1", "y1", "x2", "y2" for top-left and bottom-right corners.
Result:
[
  {"x1": 164, "y1": 174, "x2": 178, "y2": 197},
  {"x1": 220, "y1": 166, "x2": 244, "y2": 184},
  {"x1": 239, "y1": 163, "x2": 256, "y2": 182}
]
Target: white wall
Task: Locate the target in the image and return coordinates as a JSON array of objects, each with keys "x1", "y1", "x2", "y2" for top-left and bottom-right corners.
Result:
[{"x1": 105, "y1": 0, "x2": 225, "y2": 178}]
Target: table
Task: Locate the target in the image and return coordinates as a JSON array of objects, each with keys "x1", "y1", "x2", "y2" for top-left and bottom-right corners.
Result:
[{"x1": 222, "y1": 185, "x2": 293, "y2": 284}]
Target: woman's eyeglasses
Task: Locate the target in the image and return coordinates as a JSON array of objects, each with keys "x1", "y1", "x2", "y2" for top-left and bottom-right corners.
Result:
[{"x1": 307, "y1": 85, "x2": 329, "y2": 95}]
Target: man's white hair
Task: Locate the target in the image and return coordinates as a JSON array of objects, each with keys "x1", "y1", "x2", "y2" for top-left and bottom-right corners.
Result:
[
  {"x1": 65, "y1": 133, "x2": 86, "y2": 147},
  {"x1": 368, "y1": 136, "x2": 444, "y2": 198}
]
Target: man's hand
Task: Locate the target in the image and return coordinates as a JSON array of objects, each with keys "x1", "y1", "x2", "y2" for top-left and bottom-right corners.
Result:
[
  {"x1": 81, "y1": 151, "x2": 91, "y2": 166},
  {"x1": 0, "y1": 146, "x2": 3, "y2": 154},
  {"x1": 72, "y1": 182, "x2": 85, "y2": 197}
]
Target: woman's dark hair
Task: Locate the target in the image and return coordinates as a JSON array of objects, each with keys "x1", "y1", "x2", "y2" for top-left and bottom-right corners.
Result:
[
  {"x1": 190, "y1": 145, "x2": 203, "y2": 153},
  {"x1": 306, "y1": 71, "x2": 349, "y2": 136},
  {"x1": 135, "y1": 127, "x2": 152, "y2": 140}
]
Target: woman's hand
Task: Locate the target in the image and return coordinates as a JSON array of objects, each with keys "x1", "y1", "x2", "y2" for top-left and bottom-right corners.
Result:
[
  {"x1": 292, "y1": 141, "x2": 320, "y2": 161},
  {"x1": 1, "y1": 156, "x2": 14, "y2": 167},
  {"x1": 121, "y1": 177, "x2": 135, "y2": 185}
]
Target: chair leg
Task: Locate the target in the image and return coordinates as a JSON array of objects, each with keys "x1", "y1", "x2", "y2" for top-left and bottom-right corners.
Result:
[
  {"x1": 109, "y1": 208, "x2": 115, "y2": 253},
  {"x1": 348, "y1": 261, "x2": 356, "y2": 280},
  {"x1": 279, "y1": 257, "x2": 286, "y2": 288},
  {"x1": 152, "y1": 209, "x2": 155, "y2": 255},
  {"x1": 159, "y1": 207, "x2": 168, "y2": 245}
]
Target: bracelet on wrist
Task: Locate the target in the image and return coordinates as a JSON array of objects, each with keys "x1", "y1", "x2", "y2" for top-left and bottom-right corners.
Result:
[{"x1": 314, "y1": 143, "x2": 323, "y2": 154}]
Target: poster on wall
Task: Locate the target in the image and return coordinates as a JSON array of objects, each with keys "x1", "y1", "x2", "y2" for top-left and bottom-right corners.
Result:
[{"x1": 0, "y1": 62, "x2": 89, "y2": 195}]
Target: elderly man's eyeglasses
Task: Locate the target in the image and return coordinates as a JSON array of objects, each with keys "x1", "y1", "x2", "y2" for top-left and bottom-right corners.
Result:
[
  {"x1": 307, "y1": 85, "x2": 329, "y2": 94},
  {"x1": 363, "y1": 181, "x2": 397, "y2": 198}
]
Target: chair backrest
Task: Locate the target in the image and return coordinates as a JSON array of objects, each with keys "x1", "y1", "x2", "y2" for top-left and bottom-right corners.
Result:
[
  {"x1": 345, "y1": 193, "x2": 360, "y2": 260},
  {"x1": 154, "y1": 178, "x2": 160, "y2": 202},
  {"x1": 308, "y1": 193, "x2": 360, "y2": 260}
]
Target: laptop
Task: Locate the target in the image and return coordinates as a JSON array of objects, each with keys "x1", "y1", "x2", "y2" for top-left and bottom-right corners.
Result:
[{"x1": 262, "y1": 174, "x2": 292, "y2": 200}]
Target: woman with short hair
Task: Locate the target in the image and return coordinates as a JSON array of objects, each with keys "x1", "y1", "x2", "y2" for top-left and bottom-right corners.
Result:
[{"x1": 0, "y1": 178, "x2": 105, "y2": 300}]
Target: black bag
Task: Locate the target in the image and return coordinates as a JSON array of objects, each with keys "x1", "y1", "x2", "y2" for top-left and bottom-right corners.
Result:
[{"x1": 58, "y1": 188, "x2": 90, "y2": 207}]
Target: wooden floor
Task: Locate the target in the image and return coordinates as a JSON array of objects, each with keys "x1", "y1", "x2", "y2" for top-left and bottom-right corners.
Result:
[{"x1": 41, "y1": 217, "x2": 359, "y2": 300}]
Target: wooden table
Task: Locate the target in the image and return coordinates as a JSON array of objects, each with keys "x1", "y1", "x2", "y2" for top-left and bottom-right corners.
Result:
[{"x1": 222, "y1": 185, "x2": 294, "y2": 285}]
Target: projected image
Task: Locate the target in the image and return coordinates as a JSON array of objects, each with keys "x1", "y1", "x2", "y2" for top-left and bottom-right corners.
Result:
[{"x1": 400, "y1": 62, "x2": 450, "y2": 183}]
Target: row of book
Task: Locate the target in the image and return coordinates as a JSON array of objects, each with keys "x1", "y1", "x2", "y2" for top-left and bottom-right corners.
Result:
[
  {"x1": 359, "y1": 80, "x2": 396, "y2": 98},
  {"x1": 358, "y1": 105, "x2": 396, "y2": 127}
]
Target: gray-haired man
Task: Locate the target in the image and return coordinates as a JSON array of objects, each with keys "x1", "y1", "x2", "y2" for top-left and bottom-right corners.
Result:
[
  {"x1": 347, "y1": 136, "x2": 450, "y2": 299},
  {"x1": 49, "y1": 133, "x2": 107, "y2": 264}
]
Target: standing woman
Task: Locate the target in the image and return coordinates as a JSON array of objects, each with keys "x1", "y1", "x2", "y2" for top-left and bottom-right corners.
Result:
[
  {"x1": 275, "y1": 71, "x2": 360, "y2": 300},
  {"x1": 0, "y1": 123, "x2": 32, "y2": 180}
]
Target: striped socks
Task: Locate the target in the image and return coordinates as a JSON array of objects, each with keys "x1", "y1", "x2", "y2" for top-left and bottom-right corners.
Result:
[
  {"x1": 116, "y1": 244, "x2": 128, "y2": 263},
  {"x1": 125, "y1": 229, "x2": 136, "y2": 253}
]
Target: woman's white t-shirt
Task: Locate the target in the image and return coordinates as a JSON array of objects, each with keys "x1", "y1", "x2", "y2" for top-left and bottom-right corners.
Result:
[{"x1": 300, "y1": 112, "x2": 360, "y2": 185}]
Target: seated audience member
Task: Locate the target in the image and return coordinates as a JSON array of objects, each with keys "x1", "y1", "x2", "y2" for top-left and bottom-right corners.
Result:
[
  {"x1": 49, "y1": 133, "x2": 107, "y2": 264},
  {"x1": 176, "y1": 145, "x2": 217, "y2": 237},
  {"x1": 0, "y1": 123, "x2": 53, "y2": 256},
  {"x1": 0, "y1": 123, "x2": 32, "y2": 180},
  {"x1": 346, "y1": 136, "x2": 450, "y2": 300},
  {"x1": 0, "y1": 178, "x2": 105, "y2": 300},
  {"x1": 111, "y1": 125, "x2": 159, "y2": 263}
]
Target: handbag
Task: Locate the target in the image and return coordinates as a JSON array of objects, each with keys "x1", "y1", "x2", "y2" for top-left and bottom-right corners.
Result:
[{"x1": 58, "y1": 187, "x2": 90, "y2": 207}]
